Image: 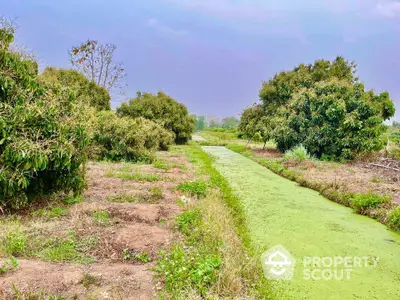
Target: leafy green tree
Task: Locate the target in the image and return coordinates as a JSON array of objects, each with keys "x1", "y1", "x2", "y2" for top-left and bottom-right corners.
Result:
[
  {"x1": 117, "y1": 92, "x2": 195, "y2": 144},
  {"x1": 195, "y1": 115, "x2": 206, "y2": 131},
  {"x1": 238, "y1": 105, "x2": 271, "y2": 148},
  {"x1": 0, "y1": 27, "x2": 89, "y2": 208},
  {"x1": 221, "y1": 116, "x2": 240, "y2": 129},
  {"x1": 40, "y1": 68, "x2": 111, "y2": 110},
  {"x1": 258, "y1": 56, "x2": 395, "y2": 159}
]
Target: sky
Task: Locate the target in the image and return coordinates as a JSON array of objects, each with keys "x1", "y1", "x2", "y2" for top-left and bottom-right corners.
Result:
[{"x1": 2, "y1": 0, "x2": 400, "y2": 120}]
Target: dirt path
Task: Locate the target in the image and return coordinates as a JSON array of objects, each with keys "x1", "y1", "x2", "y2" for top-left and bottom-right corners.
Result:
[{"x1": 203, "y1": 146, "x2": 400, "y2": 300}]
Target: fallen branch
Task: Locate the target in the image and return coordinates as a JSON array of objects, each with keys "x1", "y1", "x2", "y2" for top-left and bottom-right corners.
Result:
[{"x1": 369, "y1": 163, "x2": 400, "y2": 172}]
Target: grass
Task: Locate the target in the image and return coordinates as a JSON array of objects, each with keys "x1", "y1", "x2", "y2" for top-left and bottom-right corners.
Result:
[
  {"x1": 284, "y1": 144, "x2": 311, "y2": 162},
  {"x1": 177, "y1": 180, "x2": 207, "y2": 197},
  {"x1": 92, "y1": 210, "x2": 110, "y2": 226},
  {"x1": 388, "y1": 208, "x2": 400, "y2": 231},
  {"x1": 148, "y1": 187, "x2": 163, "y2": 200},
  {"x1": 9, "y1": 287, "x2": 67, "y2": 300},
  {"x1": 106, "y1": 169, "x2": 160, "y2": 182},
  {"x1": 107, "y1": 194, "x2": 138, "y2": 203},
  {"x1": 81, "y1": 273, "x2": 102, "y2": 289},
  {"x1": 153, "y1": 159, "x2": 172, "y2": 170},
  {"x1": 34, "y1": 207, "x2": 69, "y2": 219},
  {"x1": 0, "y1": 256, "x2": 19, "y2": 274},
  {"x1": 1, "y1": 230, "x2": 27, "y2": 256},
  {"x1": 351, "y1": 193, "x2": 391, "y2": 213}
]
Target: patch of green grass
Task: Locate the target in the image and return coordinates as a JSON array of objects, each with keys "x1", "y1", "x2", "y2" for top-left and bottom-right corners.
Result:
[
  {"x1": 0, "y1": 256, "x2": 19, "y2": 274},
  {"x1": 107, "y1": 170, "x2": 160, "y2": 182},
  {"x1": 148, "y1": 187, "x2": 163, "y2": 200},
  {"x1": 107, "y1": 194, "x2": 138, "y2": 203},
  {"x1": 351, "y1": 193, "x2": 391, "y2": 213},
  {"x1": 10, "y1": 286, "x2": 67, "y2": 300},
  {"x1": 81, "y1": 273, "x2": 102, "y2": 289},
  {"x1": 37, "y1": 232, "x2": 94, "y2": 264},
  {"x1": 176, "y1": 209, "x2": 202, "y2": 236},
  {"x1": 177, "y1": 180, "x2": 207, "y2": 197},
  {"x1": 34, "y1": 207, "x2": 68, "y2": 219},
  {"x1": 284, "y1": 144, "x2": 311, "y2": 162},
  {"x1": 62, "y1": 195, "x2": 83, "y2": 205},
  {"x1": 387, "y1": 208, "x2": 400, "y2": 231},
  {"x1": 153, "y1": 159, "x2": 171, "y2": 170},
  {"x1": 371, "y1": 176, "x2": 385, "y2": 183},
  {"x1": 92, "y1": 210, "x2": 110, "y2": 226},
  {"x1": 155, "y1": 244, "x2": 221, "y2": 297},
  {"x1": 1, "y1": 231, "x2": 27, "y2": 256},
  {"x1": 123, "y1": 249, "x2": 152, "y2": 263}
]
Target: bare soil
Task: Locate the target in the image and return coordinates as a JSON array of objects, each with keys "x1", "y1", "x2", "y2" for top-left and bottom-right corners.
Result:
[{"x1": 0, "y1": 151, "x2": 196, "y2": 299}]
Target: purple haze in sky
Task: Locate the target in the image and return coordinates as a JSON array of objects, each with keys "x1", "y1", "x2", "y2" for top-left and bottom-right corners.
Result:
[{"x1": 2, "y1": 0, "x2": 400, "y2": 120}]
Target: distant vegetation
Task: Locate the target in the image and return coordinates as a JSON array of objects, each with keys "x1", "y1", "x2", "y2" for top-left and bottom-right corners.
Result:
[{"x1": 239, "y1": 56, "x2": 396, "y2": 160}]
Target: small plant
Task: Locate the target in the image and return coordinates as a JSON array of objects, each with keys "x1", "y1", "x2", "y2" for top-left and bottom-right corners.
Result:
[
  {"x1": 1, "y1": 231, "x2": 26, "y2": 256},
  {"x1": 93, "y1": 210, "x2": 110, "y2": 226},
  {"x1": 177, "y1": 180, "x2": 207, "y2": 197},
  {"x1": 62, "y1": 195, "x2": 83, "y2": 205},
  {"x1": 35, "y1": 207, "x2": 68, "y2": 219},
  {"x1": 284, "y1": 145, "x2": 311, "y2": 162},
  {"x1": 387, "y1": 208, "x2": 400, "y2": 231},
  {"x1": 155, "y1": 244, "x2": 221, "y2": 297},
  {"x1": 371, "y1": 176, "x2": 385, "y2": 183},
  {"x1": 176, "y1": 209, "x2": 202, "y2": 239},
  {"x1": 153, "y1": 159, "x2": 171, "y2": 170},
  {"x1": 351, "y1": 193, "x2": 391, "y2": 213},
  {"x1": 123, "y1": 249, "x2": 152, "y2": 263},
  {"x1": 81, "y1": 272, "x2": 102, "y2": 289},
  {"x1": 149, "y1": 187, "x2": 163, "y2": 200},
  {"x1": 0, "y1": 256, "x2": 19, "y2": 274},
  {"x1": 107, "y1": 194, "x2": 138, "y2": 203}
]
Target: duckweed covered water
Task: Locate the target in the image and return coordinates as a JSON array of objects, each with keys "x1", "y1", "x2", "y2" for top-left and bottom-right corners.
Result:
[{"x1": 203, "y1": 146, "x2": 400, "y2": 300}]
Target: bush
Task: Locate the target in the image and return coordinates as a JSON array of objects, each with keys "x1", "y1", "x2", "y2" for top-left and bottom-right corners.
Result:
[
  {"x1": 117, "y1": 91, "x2": 195, "y2": 144},
  {"x1": 387, "y1": 208, "x2": 400, "y2": 231},
  {"x1": 284, "y1": 145, "x2": 311, "y2": 162},
  {"x1": 39, "y1": 68, "x2": 111, "y2": 111},
  {"x1": 177, "y1": 180, "x2": 207, "y2": 197},
  {"x1": 0, "y1": 27, "x2": 89, "y2": 208},
  {"x1": 92, "y1": 111, "x2": 174, "y2": 162},
  {"x1": 351, "y1": 193, "x2": 390, "y2": 213}
]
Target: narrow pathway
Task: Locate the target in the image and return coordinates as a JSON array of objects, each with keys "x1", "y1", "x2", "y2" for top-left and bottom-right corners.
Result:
[{"x1": 203, "y1": 146, "x2": 400, "y2": 300}]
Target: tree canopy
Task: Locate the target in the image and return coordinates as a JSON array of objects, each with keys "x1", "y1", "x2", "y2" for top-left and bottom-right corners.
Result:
[{"x1": 117, "y1": 92, "x2": 195, "y2": 144}]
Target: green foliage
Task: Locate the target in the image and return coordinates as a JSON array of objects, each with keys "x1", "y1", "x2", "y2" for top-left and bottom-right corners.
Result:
[
  {"x1": 81, "y1": 273, "x2": 102, "y2": 289},
  {"x1": 387, "y1": 208, "x2": 400, "y2": 231},
  {"x1": 40, "y1": 68, "x2": 111, "y2": 111},
  {"x1": 93, "y1": 111, "x2": 174, "y2": 162},
  {"x1": 117, "y1": 91, "x2": 195, "y2": 144},
  {"x1": 152, "y1": 159, "x2": 171, "y2": 170},
  {"x1": 351, "y1": 193, "x2": 390, "y2": 213},
  {"x1": 155, "y1": 244, "x2": 221, "y2": 297},
  {"x1": 107, "y1": 169, "x2": 160, "y2": 182},
  {"x1": 92, "y1": 210, "x2": 110, "y2": 226},
  {"x1": 0, "y1": 256, "x2": 19, "y2": 274},
  {"x1": 284, "y1": 145, "x2": 311, "y2": 162},
  {"x1": 256, "y1": 56, "x2": 395, "y2": 160},
  {"x1": 149, "y1": 187, "x2": 163, "y2": 199},
  {"x1": 176, "y1": 209, "x2": 202, "y2": 237},
  {"x1": 1, "y1": 231, "x2": 26, "y2": 256},
  {"x1": 34, "y1": 207, "x2": 69, "y2": 219},
  {"x1": 195, "y1": 115, "x2": 206, "y2": 131},
  {"x1": 123, "y1": 249, "x2": 151, "y2": 262},
  {"x1": 177, "y1": 180, "x2": 207, "y2": 197},
  {"x1": 0, "y1": 28, "x2": 89, "y2": 209},
  {"x1": 238, "y1": 104, "x2": 271, "y2": 144}
]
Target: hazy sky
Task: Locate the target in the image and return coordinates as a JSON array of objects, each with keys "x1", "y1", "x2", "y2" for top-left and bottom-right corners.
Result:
[{"x1": 3, "y1": 0, "x2": 400, "y2": 120}]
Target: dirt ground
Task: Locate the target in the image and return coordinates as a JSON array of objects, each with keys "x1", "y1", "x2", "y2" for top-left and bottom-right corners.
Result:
[{"x1": 0, "y1": 151, "x2": 196, "y2": 299}]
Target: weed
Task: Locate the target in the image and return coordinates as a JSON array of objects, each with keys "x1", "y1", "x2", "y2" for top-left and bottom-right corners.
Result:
[
  {"x1": 92, "y1": 210, "x2": 110, "y2": 226},
  {"x1": 0, "y1": 256, "x2": 19, "y2": 274},
  {"x1": 1, "y1": 231, "x2": 26, "y2": 256},
  {"x1": 155, "y1": 244, "x2": 221, "y2": 297},
  {"x1": 34, "y1": 207, "x2": 68, "y2": 219},
  {"x1": 107, "y1": 194, "x2": 138, "y2": 203},
  {"x1": 351, "y1": 193, "x2": 391, "y2": 213},
  {"x1": 177, "y1": 180, "x2": 207, "y2": 197},
  {"x1": 371, "y1": 176, "x2": 385, "y2": 183},
  {"x1": 153, "y1": 159, "x2": 171, "y2": 170},
  {"x1": 149, "y1": 187, "x2": 163, "y2": 199},
  {"x1": 387, "y1": 208, "x2": 400, "y2": 231},
  {"x1": 62, "y1": 195, "x2": 83, "y2": 205},
  {"x1": 107, "y1": 170, "x2": 160, "y2": 182},
  {"x1": 11, "y1": 286, "x2": 67, "y2": 299},
  {"x1": 123, "y1": 249, "x2": 152, "y2": 263},
  {"x1": 284, "y1": 145, "x2": 311, "y2": 162},
  {"x1": 176, "y1": 209, "x2": 202, "y2": 237},
  {"x1": 81, "y1": 273, "x2": 102, "y2": 289}
]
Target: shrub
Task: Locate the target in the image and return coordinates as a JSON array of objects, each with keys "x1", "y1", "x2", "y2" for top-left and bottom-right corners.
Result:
[
  {"x1": 92, "y1": 111, "x2": 174, "y2": 162},
  {"x1": 117, "y1": 91, "x2": 195, "y2": 144},
  {"x1": 351, "y1": 193, "x2": 390, "y2": 213},
  {"x1": 284, "y1": 145, "x2": 311, "y2": 162},
  {"x1": 387, "y1": 208, "x2": 400, "y2": 231},
  {"x1": 39, "y1": 68, "x2": 111, "y2": 111},
  {"x1": 1, "y1": 231, "x2": 26, "y2": 256},
  {"x1": 0, "y1": 27, "x2": 89, "y2": 208}
]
